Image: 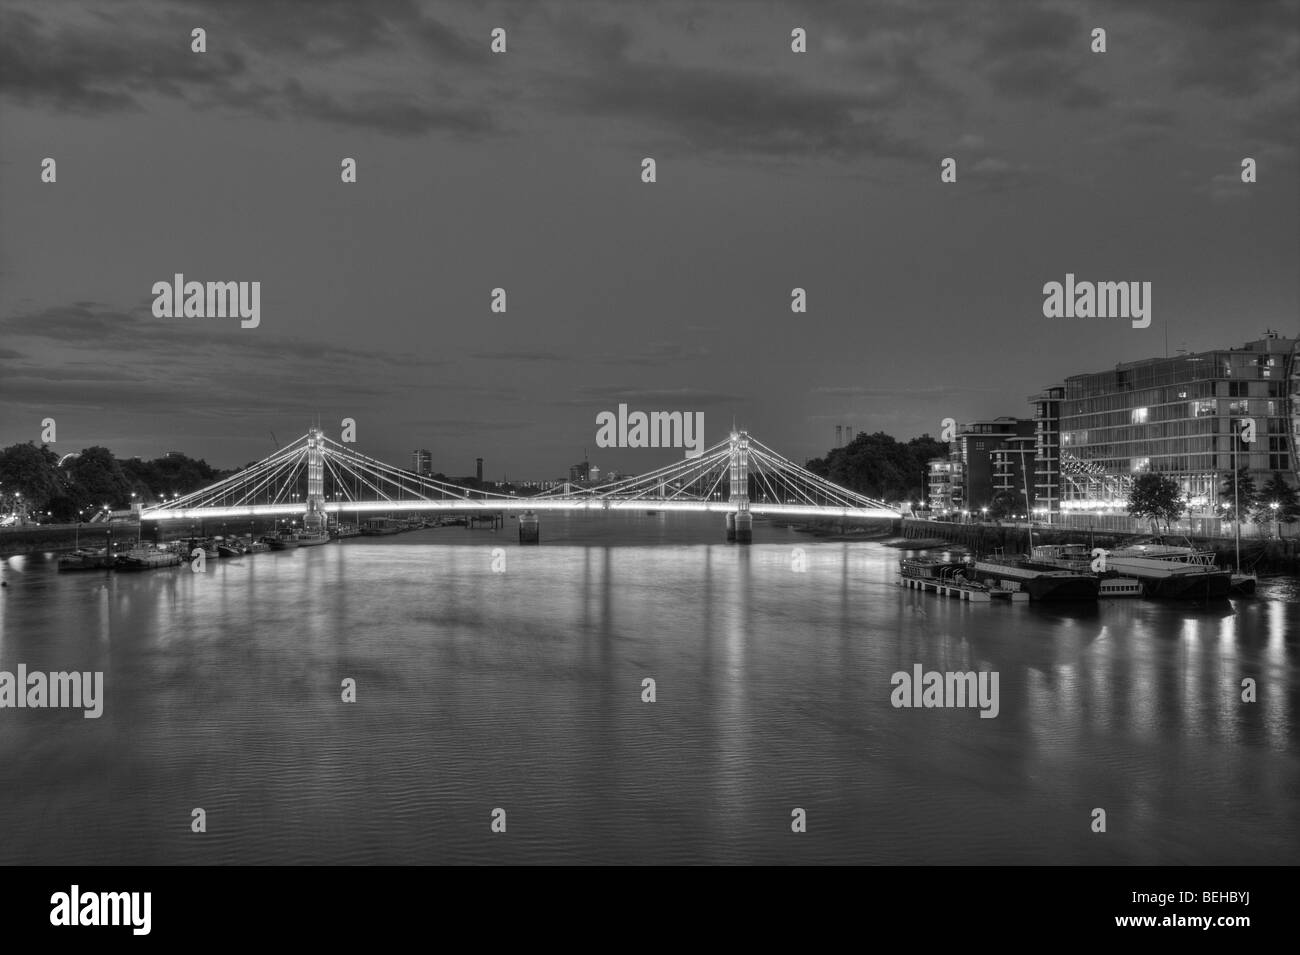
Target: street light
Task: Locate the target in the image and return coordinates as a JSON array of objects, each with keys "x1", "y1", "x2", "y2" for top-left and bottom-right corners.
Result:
[{"x1": 1271, "y1": 501, "x2": 1280, "y2": 539}]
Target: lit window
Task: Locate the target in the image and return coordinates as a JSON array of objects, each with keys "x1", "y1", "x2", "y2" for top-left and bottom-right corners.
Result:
[{"x1": 1132, "y1": 407, "x2": 1148, "y2": 424}]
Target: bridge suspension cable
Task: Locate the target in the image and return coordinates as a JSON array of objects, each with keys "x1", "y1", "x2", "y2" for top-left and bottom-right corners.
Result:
[{"x1": 141, "y1": 428, "x2": 902, "y2": 520}]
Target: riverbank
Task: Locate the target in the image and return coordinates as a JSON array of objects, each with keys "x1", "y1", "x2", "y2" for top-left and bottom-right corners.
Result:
[
  {"x1": 895, "y1": 518, "x2": 1298, "y2": 574},
  {"x1": 0, "y1": 522, "x2": 141, "y2": 557},
  {"x1": 770, "y1": 517, "x2": 897, "y2": 539}
]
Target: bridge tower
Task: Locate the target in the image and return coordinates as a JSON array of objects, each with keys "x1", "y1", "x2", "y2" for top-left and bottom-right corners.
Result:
[
  {"x1": 727, "y1": 430, "x2": 752, "y2": 544},
  {"x1": 304, "y1": 427, "x2": 327, "y2": 534}
]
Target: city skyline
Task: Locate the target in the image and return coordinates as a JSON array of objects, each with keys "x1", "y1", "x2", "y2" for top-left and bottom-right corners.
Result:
[{"x1": 2, "y1": 0, "x2": 1297, "y2": 475}]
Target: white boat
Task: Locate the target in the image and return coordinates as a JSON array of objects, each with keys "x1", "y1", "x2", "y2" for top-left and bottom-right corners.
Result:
[
  {"x1": 1103, "y1": 541, "x2": 1231, "y2": 599},
  {"x1": 1098, "y1": 577, "x2": 1143, "y2": 598}
]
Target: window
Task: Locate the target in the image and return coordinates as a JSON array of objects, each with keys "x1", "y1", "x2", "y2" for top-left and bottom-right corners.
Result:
[{"x1": 1132, "y1": 407, "x2": 1148, "y2": 424}]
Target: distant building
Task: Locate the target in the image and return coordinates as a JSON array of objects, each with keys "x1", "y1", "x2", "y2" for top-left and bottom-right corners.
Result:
[
  {"x1": 568, "y1": 460, "x2": 590, "y2": 484},
  {"x1": 1038, "y1": 332, "x2": 1297, "y2": 517},
  {"x1": 1030, "y1": 386, "x2": 1064, "y2": 517},
  {"x1": 992, "y1": 435, "x2": 1037, "y2": 514},
  {"x1": 943, "y1": 417, "x2": 1036, "y2": 513},
  {"x1": 411, "y1": 449, "x2": 432, "y2": 476},
  {"x1": 927, "y1": 457, "x2": 962, "y2": 513}
]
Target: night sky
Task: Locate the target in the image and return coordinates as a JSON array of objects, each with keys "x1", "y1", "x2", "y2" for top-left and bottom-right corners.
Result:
[{"x1": 1, "y1": 0, "x2": 1296, "y2": 479}]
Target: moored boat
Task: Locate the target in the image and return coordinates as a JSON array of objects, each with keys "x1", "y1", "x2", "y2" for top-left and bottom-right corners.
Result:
[
  {"x1": 969, "y1": 556, "x2": 1101, "y2": 601},
  {"x1": 898, "y1": 557, "x2": 1026, "y2": 602},
  {"x1": 177, "y1": 537, "x2": 219, "y2": 560},
  {"x1": 115, "y1": 545, "x2": 182, "y2": 570},
  {"x1": 1229, "y1": 573, "x2": 1257, "y2": 596},
  {"x1": 57, "y1": 548, "x2": 114, "y2": 571},
  {"x1": 1103, "y1": 543, "x2": 1231, "y2": 599}
]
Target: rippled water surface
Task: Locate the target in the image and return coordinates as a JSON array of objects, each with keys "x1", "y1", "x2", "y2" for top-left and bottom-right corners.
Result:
[{"x1": 1, "y1": 515, "x2": 1296, "y2": 864}]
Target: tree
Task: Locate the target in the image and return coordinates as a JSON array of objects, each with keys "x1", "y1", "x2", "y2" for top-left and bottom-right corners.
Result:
[
  {"x1": 1218, "y1": 467, "x2": 1258, "y2": 522},
  {"x1": 0, "y1": 442, "x2": 63, "y2": 514},
  {"x1": 1127, "y1": 472, "x2": 1185, "y2": 533},
  {"x1": 806, "y1": 432, "x2": 946, "y2": 504},
  {"x1": 63, "y1": 446, "x2": 133, "y2": 512},
  {"x1": 1260, "y1": 472, "x2": 1299, "y2": 525},
  {"x1": 987, "y1": 489, "x2": 1021, "y2": 520},
  {"x1": 120, "y1": 452, "x2": 221, "y2": 502}
]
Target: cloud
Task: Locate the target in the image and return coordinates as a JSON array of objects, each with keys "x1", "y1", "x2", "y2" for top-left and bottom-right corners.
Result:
[
  {"x1": 814, "y1": 384, "x2": 1000, "y2": 398},
  {"x1": 470, "y1": 341, "x2": 708, "y2": 366},
  {"x1": 279, "y1": 78, "x2": 491, "y2": 137},
  {"x1": 0, "y1": 8, "x2": 245, "y2": 114},
  {"x1": 0, "y1": 2, "x2": 494, "y2": 136},
  {"x1": 563, "y1": 61, "x2": 921, "y2": 160},
  {"x1": 1195, "y1": 172, "x2": 1257, "y2": 203},
  {"x1": 407, "y1": 418, "x2": 534, "y2": 437},
  {"x1": 1237, "y1": 90, "x2": 1300, "y2": 152},
  {"x1": 1, "y1": 302, "x2": 435, "y2": 369},
  {"x1": 470, "y1": 349, "x2": 567, "y2": 363},
  {"x1": 595, "y1": 341, "x2": 709, "y2": 365},
  {"x1": 558, "y1": 385, "x2": 746, "y2": 407},
  {"x1": 0, "y1": 302, "x2": 439, "y2": 419},
  {"x1": 967, "y1": 155, "x2": 1037, "y2": 192},
  {"x1": 1157, "y1": 0, "x2": 1299, "y2": 99},
  {"x1": 541, "y1": 8, "x2": 926, "y2": 161},
  {"x1": 977, "y1": 7, "x2": 1109, "y2": 109}
]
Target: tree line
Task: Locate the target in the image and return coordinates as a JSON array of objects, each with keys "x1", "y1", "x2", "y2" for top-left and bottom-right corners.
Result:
[
  {"x1": 1125, "y1": 468, "x2": 1299, "y2": 532},
  {"x1": 0, "y1": 442, "x2": 226, "y2": 523},
  {"x1": 805, "y1": 431, "x2": 946, "y2": 504}
]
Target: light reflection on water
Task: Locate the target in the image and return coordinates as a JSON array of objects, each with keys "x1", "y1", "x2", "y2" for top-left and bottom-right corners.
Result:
[{"x1": 0, "y1": 514, "x2": 1296, "y2": 865}]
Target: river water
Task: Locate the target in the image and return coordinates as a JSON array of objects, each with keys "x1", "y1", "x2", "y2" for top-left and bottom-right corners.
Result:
[{"x1": 1, "y1": 513, "x2": 1296, "y2": 864}]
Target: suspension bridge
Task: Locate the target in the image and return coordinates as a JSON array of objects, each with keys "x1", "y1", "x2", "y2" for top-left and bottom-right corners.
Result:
[{"x1": 139, "y1": 428, "x2": 901, "y2": 540}]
